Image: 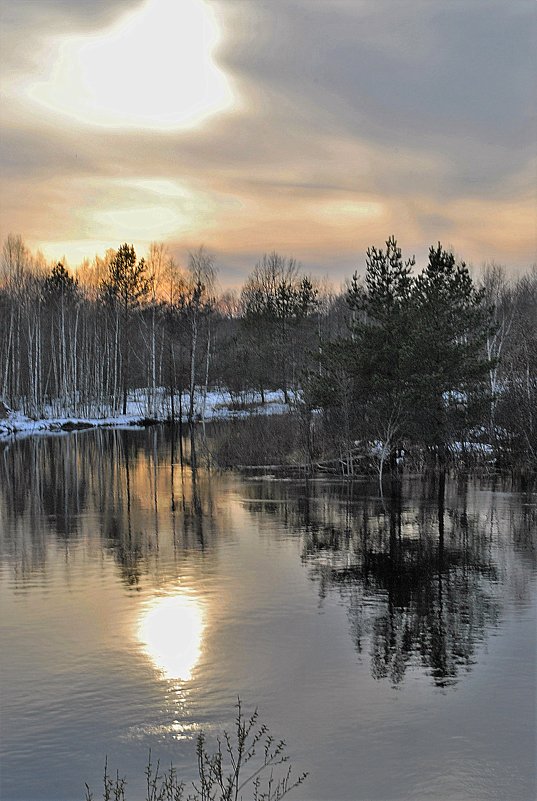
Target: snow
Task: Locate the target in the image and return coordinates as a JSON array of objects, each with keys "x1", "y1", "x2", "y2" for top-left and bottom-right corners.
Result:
[
  {"x1": 450, "y1": 441, "x2": 494, "y2": 454},
  {"x1": 0, "y1": 389, "x2": 292, "y2": 440}
]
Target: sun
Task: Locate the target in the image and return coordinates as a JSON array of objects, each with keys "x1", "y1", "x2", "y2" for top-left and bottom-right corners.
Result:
[
  {"x1": 28, "y1": 0, "x2": 234, "y2": 130},
  {"x1": 138, "y1": 593, "x2": 205, "y2": 682}
]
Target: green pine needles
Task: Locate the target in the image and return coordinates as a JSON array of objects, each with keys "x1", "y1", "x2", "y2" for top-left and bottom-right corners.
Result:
[{"x1": 308, "y1": 237, "x2": 494, "y2": 471}]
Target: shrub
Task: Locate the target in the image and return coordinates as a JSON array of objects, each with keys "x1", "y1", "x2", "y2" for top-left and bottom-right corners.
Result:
[{"x1": 84, "y1": 699, "x2": 307, "y2": 801}]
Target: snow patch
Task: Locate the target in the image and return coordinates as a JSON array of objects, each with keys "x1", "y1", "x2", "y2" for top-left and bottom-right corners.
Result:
[{"x1": 0, "y1": 389, "x2": 292, "y2": 440}]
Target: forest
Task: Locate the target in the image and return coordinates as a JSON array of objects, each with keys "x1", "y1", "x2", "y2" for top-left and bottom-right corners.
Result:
[{"x1": 1, "y1": 233, "x2": 536, "y2": 471}]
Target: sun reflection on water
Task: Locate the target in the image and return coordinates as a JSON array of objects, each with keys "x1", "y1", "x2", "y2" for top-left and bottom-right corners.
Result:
[{"x1": 138, "y1": 593, "x2": 205, "y2": 682}]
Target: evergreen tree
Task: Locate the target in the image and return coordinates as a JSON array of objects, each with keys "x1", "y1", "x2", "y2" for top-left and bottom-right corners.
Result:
[
  {"x1": 44, "y1": 263, "x2": 79, "y2": 410},
  {"x1": 348, "y1": 237, "x2": 415, "y2": 476},
  {"x1": 407, "y1": 244, "x2": 491, "y2": 461},
  {"x1": 348, "y1": 236, "x2": 414, "y2": 400},
  {"x1": 101, "y1": 244, "x2": 149, "y2": 414},
  {"x1": 309, "y1": 238, "x2": 492, "y2": 474},
  {"x1": 307, "y1": 237, "x2": 415, "y2": 478},
  {"x1": 44, "y1": 262, "x2": 77, "y2": 299}
]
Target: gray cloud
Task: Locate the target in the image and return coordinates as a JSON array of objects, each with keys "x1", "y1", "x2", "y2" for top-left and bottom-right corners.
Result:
[
  {"x1": 215, "y1": 0, "x2": 536, "y2": 189},
  {"x1": 0, "y1": 127, "x2": 96, "y2": 179},
  {"x1": 0, "y1": 0, "x2": 141, "y2": 32},
  {"x1": 0, "y1": 0, "x2": 535, "y2": 279}
]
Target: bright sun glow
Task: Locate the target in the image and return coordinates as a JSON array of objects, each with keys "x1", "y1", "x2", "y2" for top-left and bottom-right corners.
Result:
[
  {"x1": 29, "y1": 0, "x2": 233, "y2": 129},
  {"x1": 93, "y1": 205, "x2": 180, "y2": 240},
  {"x1": 138, "y1": 593, "x2": 205, "y2": 681}
]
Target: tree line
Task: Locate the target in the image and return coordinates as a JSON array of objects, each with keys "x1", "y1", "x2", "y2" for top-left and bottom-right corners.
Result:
[
  {"x1": 306, "y1": 238, "x2": 537, "y2": 472},
  {"x1": 0, "y1": 233, "x2": 535, "y2": 469}
]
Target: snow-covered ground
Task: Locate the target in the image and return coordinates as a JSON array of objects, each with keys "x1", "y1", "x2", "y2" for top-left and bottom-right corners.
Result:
[{"x1": 0, "y1": 389, "x2": 291, "y2": 440}]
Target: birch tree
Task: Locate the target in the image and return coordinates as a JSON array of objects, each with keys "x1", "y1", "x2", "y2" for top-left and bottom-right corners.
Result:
[{"x1": 185, "y1": 247, "x2": 216, "y2": 423}]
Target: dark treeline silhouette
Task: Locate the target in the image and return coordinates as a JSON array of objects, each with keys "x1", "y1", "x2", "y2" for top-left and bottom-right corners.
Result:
[
  {"x1": 1, "y1": 234, "x2": 536, "y2": 469},
  {"x1": 304, "y1": 238, "x2": 537, "y2": 473},
  {"x1": 0, "y1": 236, "x2": 332, "y2": 421}
]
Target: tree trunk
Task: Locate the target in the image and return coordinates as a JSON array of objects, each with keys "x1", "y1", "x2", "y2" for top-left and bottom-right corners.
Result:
[{"x1": 189, "y1": 312, "x2": 198, "y2": 423}]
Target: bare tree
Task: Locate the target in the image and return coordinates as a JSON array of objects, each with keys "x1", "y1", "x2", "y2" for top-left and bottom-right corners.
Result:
[
  {"x1": 480, "y1": 263, "x2": 513, "y2": 440},
  {"x1": 185, "y1": 247, "x2": 216, "y2": 423}
]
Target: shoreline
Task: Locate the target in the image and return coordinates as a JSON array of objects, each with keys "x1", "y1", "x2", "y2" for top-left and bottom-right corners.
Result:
[{"x1": 0, "y1": 389, "x2": 291, "y2": 440}]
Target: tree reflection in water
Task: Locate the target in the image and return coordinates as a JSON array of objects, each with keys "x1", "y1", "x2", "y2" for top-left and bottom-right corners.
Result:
[
  {"x1": 1, "y1": 426, "x2": 534, "y2": 690},
  {"x1": 242, "y1": 473, "x2": 535, "y2": 689},
  {"x1": 0, "y1": 427, "x2": 221, "y2": 590}
]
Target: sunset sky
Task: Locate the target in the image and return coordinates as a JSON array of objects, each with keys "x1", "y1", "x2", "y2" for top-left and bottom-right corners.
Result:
[{"x1": 1, "y1": 0, "x2": 535, "y2": 285}]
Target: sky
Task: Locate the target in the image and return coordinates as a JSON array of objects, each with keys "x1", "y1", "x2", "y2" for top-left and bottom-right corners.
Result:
[{"x1": 0, "y1": 0, "x2": 535, "y2": 286}]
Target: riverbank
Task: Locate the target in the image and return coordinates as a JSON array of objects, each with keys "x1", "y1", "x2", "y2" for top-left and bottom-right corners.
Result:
[{"x1": 0, "y1": 389, "x2": 291, "y2": 440}]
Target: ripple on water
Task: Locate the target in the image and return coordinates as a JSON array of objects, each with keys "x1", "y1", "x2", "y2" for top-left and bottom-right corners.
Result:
[{"x1": 0, "y1": 431, "x2": 535, "y2": 801}]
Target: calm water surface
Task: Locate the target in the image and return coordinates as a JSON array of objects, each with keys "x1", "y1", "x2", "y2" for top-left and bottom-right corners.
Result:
[{"x1": 1, "y1": 427, "x2": 536, "y2": 801}]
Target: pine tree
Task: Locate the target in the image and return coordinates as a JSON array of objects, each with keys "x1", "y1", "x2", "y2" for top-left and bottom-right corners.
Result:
[
  {"x1": 307, "y1": 237, "x2": 415, "y2": 479},
  {"x1": 101, "y1": 244, "x2": 149, "y2": 414},
  {"x1": 44, "y1": 263, "x2": 79, "y2": 411},
  {"x1": 309, "y1": 238, "x2": 493, "y2": 475},
  {"x1": 348, "y1": 236, "x2": 414, "y2": 396},
  {"x1": 406, "y1": 244, "x2": 491, "y2": 461},
  {"x1": 348, "y1": 237, "x2": 415, "y2": 478}
]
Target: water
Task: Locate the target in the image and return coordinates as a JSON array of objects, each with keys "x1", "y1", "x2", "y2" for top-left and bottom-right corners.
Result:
[{"x1": 0, "y1": 427, "x2": 535, "y2": 801}]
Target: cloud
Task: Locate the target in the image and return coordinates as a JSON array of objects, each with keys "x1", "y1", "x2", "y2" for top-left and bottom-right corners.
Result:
[
  {"x1": 22, "y1": 0, "x2": 233, "y2": 131},
  {"x1": 215, "y1": 0, "x2": 535, "y2": 183},
  {"x1": 0, "y1": 0, "x2": 535, "y2": 281},
  {"x1": 1, "y1": 0, "x2": 141, "y2": 33}
]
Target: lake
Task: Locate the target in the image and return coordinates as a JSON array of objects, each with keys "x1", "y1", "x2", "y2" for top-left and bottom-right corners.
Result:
[{"x1": 1, "y1": 426, "x2": 535, "y2": 801}]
